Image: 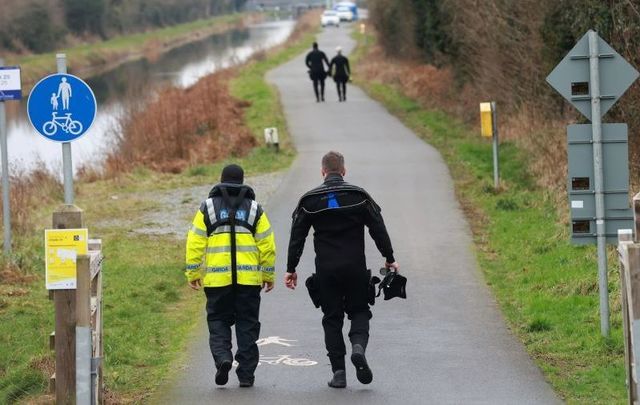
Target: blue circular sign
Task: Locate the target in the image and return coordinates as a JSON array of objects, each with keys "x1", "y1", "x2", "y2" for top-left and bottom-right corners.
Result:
[{"x1": 27, "y1": 73, "x2": 97, "y2": 143}]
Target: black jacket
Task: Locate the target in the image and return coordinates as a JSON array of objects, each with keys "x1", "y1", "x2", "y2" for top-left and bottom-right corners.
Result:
[
  {"x1": 329, "y1": 55, "x2": 350, "y2": 82},
  {"x1": 306, "y1": 49, "x2": 330, "y2": 80},
  {"x1": 287, "y1": 174, "x2": 395, "y2": 273}
]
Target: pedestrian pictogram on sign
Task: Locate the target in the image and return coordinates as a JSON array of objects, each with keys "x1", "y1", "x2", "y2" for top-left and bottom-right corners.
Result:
[{"x1": 27, "y1": 73, "x2": 97, "y2": 142}]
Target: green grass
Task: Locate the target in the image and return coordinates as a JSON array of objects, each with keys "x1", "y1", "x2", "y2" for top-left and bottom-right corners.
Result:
[
  {"x1": 0, "y1": 16, "x2": 317, "y2": 404},
  {"x1": 352, "y1": 32, "x2": 626, "y2": 404},
  {"x1": 7, "y1": 13, "x2": 246, "y2": 84}
]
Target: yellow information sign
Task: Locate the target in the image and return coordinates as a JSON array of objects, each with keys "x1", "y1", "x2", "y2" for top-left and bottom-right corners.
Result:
[
  {"x1": 480, "y1": 102, "x2": 493, "y2": 137},
  {"x1": 45, "y1": 228, "x2": 88, "y2": 290}
]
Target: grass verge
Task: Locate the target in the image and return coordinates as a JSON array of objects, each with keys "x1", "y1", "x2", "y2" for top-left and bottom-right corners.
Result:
[
  {"x1": 0, "y1": 14, "x2": 318, "y2": 404},
  {"x1": 351, "y1": 30, "x2": 625, "y2": 403}
]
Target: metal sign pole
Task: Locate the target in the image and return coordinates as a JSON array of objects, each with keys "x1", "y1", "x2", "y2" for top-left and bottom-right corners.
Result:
[
  {"x1": 0, "y1": 57, "x2": 10, "y2": 254},
  {"x1": 491, "y1": 101, "x2": 500, "y2": 189},
  {"x1": 588, "y1": 31, "x2": 610, "y2": 337},
  {"x1": 56, "y1": 54, "x2": 74, "y2": 205}
]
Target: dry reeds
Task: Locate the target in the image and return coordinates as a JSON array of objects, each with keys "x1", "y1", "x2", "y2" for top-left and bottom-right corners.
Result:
[
  {"x1": 0, "y1": 163, "x2": 62, "y2": 237},
  {"x1": 102, "y1": 10, "x2": 322, "y2": 177},
  {"x1": 104, "y1": 69, "x2": 256, "y2": 175}
]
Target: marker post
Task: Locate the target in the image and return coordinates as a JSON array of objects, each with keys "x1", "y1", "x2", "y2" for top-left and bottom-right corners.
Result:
[{"x1": 0, "y1": 57, "x2": 10, "y2": 254}]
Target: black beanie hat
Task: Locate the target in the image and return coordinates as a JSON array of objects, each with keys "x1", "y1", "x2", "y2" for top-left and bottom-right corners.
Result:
[{"x1": 221, "y1": 164, "x2": 244, "y2": 184}]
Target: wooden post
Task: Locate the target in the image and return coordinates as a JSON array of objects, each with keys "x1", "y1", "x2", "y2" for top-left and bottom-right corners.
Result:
[
  {"x1": 619, "y1": 230, "x2": 635, "y2": 404},
  {"x1": 628, "y1": 244, "x2": 640, "y2": 400},
  {"x1": 76, "y1": 255, "x2": 91, "y2": 404},
  {"x1": 96, "y1": 266, "x2": 104, "y2": 405},
  {"x1": 76, "y1": 255, "x2": 90, "y2": 327},
  {"x1": 88, "y1": 239, "x2": 103, "y2": 404},
  {"x1": 52, "y1": 204, "x2": 83, "y2": 405}
]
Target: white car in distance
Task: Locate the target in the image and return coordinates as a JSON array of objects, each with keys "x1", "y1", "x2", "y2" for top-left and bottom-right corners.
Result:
[
  {"x1": 335, "y1": 6, "x2": 354, "y2": 22},
  {"x1": 321, "y1": 10, "x2": 340, "y2": 27}
]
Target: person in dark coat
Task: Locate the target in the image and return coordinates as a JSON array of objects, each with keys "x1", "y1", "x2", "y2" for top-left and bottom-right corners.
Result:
[
  {"x1": 329, "y1": 46, "x2": 351, "y2": 102},
  {"x1": 305, "y1": 42, "x2": 330, "y2": 102},
  {"x1": 285, "y1": 151, "x2": 400, "y2": 389}
]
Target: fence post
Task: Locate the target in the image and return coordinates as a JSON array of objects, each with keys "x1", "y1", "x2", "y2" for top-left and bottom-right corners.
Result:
[
  {"x1": 628, "y1": 244, "x2": 640, "y2": 399},
  {"x1": 52, "y1": 205, "x2": 83, "y2": 405},
  {"x1": 619, "y1": 230, "x2": 635, "y2": 404},
  {"x1": 76, "y1": 255, "x2": 91, "y2": 404},
  {"x1": 89, "y1": 240, "x2": 104, "y2": 405}
]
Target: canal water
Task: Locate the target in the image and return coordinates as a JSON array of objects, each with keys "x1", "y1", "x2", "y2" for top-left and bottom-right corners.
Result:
[{"x1": 4, "y1": 20, "x2": 296, "y2": 174}]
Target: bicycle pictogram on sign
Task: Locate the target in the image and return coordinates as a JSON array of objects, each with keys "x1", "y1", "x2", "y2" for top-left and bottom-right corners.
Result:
[{"x1": 43, "y1": 113, "x2": 83, "y2": 136}]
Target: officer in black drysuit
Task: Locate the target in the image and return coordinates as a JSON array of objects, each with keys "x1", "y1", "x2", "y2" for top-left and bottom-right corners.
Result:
[
  {"x1": 329, "y1": 47, "x2": 351, "y2": 102},
  {"x1": 285, "y1": 151, "x2": 399, "y2": 388},
  {"x1": 305, "y1": 42, "x2": 330, "y2": 102}
]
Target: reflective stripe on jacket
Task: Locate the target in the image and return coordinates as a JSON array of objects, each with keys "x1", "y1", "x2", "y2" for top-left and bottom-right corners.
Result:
[{"x1": 185, "y1": 187, "x2": 276, "y2": 287}]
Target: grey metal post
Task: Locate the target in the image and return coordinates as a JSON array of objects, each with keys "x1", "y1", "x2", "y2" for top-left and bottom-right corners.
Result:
[
  {"x1": 491, "y1": 101, "x2": 500, "y2": 189},
  {"x1": 76, "y1": 327, "x2": 91, "y2": 404},
  {"x1": 589, "y1": 31, "x2": 610, "y2": 337},
  {"x1": 57, "y1": 54, "x2": 74, "y2": 204},
  {"x1": 0, "y1": 57, "x2": 11, "y2": 255}
]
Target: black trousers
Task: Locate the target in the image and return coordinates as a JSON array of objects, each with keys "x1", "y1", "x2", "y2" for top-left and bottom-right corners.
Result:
[
  {"x1": 205, "y1": 285, "x2": 261, "y2": 381},
  {"x1": 312, "y1": 78, "x2": 326, "y2": 101},
  {"x1": 317, "y1": 269, "x2": 371, "y2": 372},
  {"x1": 335, "y1": 80, "x2": 347, "y2": 100}
]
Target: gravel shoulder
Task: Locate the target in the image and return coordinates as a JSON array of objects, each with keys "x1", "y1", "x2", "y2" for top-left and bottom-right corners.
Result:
[{"x1": 97, "y1": 171, "x2": 287, "y2": 238}]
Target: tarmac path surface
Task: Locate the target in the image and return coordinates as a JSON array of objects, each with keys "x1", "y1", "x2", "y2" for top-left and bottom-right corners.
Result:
[{"x1": 158, "y1": 26, "x2": 560, "y2": 405}]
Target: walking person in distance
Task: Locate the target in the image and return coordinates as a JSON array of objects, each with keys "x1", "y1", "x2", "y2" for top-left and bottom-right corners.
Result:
[
  {"x1": 329, "y1": 46, "x2": 351, "y2": 102},
  {"x1": 305, "y1": 42, "x2": 330, "y2": 102},
  {"x1": 185, "y1": 164, "x2": 276, "y2": 388},
  {"x1": 285, "y1": 151, "x2": 400, "y2": 388}
]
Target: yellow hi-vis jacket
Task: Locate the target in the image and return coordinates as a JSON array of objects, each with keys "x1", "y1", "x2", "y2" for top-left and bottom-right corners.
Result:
[{"x1": 185, "y1": 184, "x2": 276, "y2": 287}]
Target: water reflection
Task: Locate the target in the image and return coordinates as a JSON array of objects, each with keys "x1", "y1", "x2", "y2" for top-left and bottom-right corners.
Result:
[{"x1": 4, "y1": 20, "x2": 296, "y2": 173}]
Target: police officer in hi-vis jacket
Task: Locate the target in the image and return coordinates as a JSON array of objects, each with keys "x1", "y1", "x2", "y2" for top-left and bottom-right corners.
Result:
[{"x1": 185, "y1": 164, "x2": 276, "y2": 388}]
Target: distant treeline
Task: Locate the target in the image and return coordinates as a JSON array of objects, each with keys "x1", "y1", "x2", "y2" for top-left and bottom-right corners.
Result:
[
  {"x1": 369, "y1": 0, "x2": 640, "y2": 185},
  {"x1": 0, "y1": 0, "x2": 248, "y2": 53}
]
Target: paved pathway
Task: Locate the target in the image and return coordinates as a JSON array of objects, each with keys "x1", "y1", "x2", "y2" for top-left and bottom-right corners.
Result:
[{"x1": 157, "y1": 25, "x2": 560, "y2": 405}]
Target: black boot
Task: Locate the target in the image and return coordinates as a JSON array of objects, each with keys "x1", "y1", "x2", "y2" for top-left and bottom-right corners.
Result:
[
  {"x1": 351, "y1": 344, "x2": 372, "y2": 384},
  {"x1": 215, "y1": 360, "x2": 232, "y2": 386},
  {"x1": 239, "y1": 378, "x2": 254, "y2": 388},
  {"x1": 328, "y1": 370, "x2": 346, "y2": 388}
]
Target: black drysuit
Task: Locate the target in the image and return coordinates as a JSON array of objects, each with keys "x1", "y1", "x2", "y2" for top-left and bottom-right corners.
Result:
[
  {"x1": 329, "y1": 54, "x2": 350, "y2": 101},
  {"x1": 305, "y1": 49, "x2": 330, "y2": 101},
  {"x1": 287, "y1": 174, "x2": 395, "y2": 371}
]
